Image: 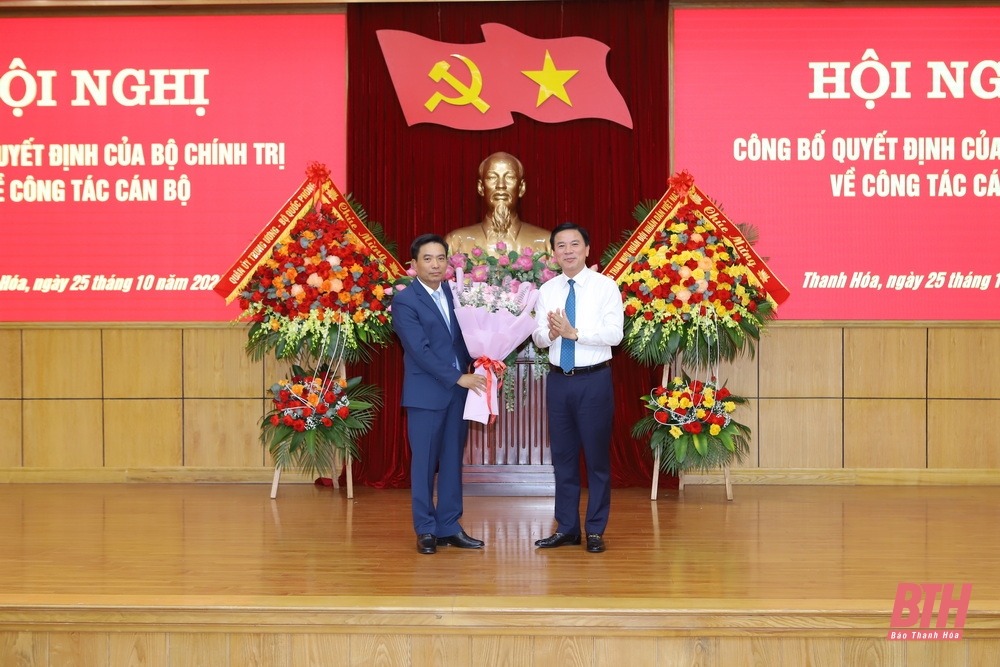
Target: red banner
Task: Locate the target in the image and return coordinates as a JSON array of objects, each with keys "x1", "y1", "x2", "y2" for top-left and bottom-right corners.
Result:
[
  {"x1": 674, "y1": 7, "x2": 1000, "y2": 319},
  {"x1": 0, "y1": 14, "x2": 346, "y2": 322},
  {"x1": 377, "y1": 23, "x2": 632, "y2": 130}
]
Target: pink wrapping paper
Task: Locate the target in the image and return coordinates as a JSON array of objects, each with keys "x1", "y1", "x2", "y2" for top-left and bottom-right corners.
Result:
[{"x1": 449, "y1": 280, "x2": 539, "y2": 424}]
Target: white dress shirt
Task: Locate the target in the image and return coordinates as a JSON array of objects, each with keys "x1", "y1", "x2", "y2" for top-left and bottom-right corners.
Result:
[
  {"x1": 532, "y1": 267, "x2": 623, "y2": 368},
  {"x1": 417, "y1": 279, "x2": 451, "y2": 329}
]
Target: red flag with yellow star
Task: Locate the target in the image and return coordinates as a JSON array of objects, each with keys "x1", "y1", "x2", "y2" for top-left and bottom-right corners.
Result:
[{"x1": 376, "y1": 23, "x2": 633, "y2": 130}]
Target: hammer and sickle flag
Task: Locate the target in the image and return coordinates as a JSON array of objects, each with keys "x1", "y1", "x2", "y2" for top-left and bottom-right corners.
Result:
[{"x1": 377, "y1": 23, "x2": 632, "y2": 130}]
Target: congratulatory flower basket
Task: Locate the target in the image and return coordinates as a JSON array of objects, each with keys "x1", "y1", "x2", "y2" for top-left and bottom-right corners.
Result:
[
  {"x1": 217, "y1": 164, "x2": 404, "y2": 493},
  {"x1": 602, "y1": 171, "x2": 789, "y2": 487}
]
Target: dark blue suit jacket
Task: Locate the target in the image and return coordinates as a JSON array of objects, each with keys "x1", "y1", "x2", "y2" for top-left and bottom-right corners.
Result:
[{"x1": 392, "y1": 280, "x2": 472, "y2": 410}]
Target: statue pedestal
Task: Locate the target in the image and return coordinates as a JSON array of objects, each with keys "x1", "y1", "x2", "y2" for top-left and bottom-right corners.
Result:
[{"x1": 462, "y1": 358, "x2": 554, "y2": 496}]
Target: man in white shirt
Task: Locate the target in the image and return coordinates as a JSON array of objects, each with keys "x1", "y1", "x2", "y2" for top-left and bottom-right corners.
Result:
[{"x1": 531, "y1": 223, "x2": 624, "y2": 553}]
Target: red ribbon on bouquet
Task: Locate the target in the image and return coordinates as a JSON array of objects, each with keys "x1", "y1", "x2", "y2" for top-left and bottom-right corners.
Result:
[
  {"x1": 305, "y1": 161, "x2": 331, "y2": 210},
  {"x1": 474, "y1": 356, "x2": 507, "y2": 424}
]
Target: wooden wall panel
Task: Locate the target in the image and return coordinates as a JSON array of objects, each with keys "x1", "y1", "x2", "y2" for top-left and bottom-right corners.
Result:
[
  {"x1": 183, "y1": 399, "x2": 264, "y2": 467},
  {"x1": 970, "y1": 640, "x2": 1000, "y2": 665},
  {"x1": 412, "y1": 635, "x2": 471, "y2": 667},
  {"x1": 845, "y1": 328, "x2": 927, "y2": 398},
  {"x1": 534, "y1": 635, "x2": 593, "y2": 667},
  {"x1": 0, "y1": 632, "x2": 47, "y2": 667},
  {"x1": 779, "y1": 638, "x2": 843, "y2": 666},
  {"x1": 349, "y1": 633, "x2": 409, "y2": 667},
  {"x1": 105, "y1": 399, "x2": 183, "y2": 468},
  {"x1": 22, "y1": 330, "x2": 102, "y2": 399},
  {"x1": 906, "y1": 640, "x2": 968, "y2": 666},
  {"x1": 2, "y1": 630, "x2": 1000, "y2": 667},
  {"x1": 716, "y1": 352, "x2": 758, "y2": 398},
  {"x1": 732, "y1": 399, "x2": 759, "y2": 469},
  {"x1": 760, "y1": 327, "x2": 842, "y2": 398},
  {"x1": 0, "y1": 400, "x2": 22, "y2": 467},
  {"x1": 844, "y1": 637, "x2": 904, "y2": 666},
  {"x1": 49, "y1": 632, "x2": 107, "y2": 667},
  {"x1": 231, "y1": 633, "x2": 290, "y2": 667},
  {"x1": 844, "y1": 399, "x2": 926, "y2": 468},
  {"x1": 0, "y1": 331, "x2": 21, "y2": 399},
  {"x1": 928, "y1": 399, "x2": 1000, "y2": 468},
  {"x1": 109, "y1": 633, "x2": 167, "y2": 667},
  {"x1": 596, "y1": 636, "x2": 655, "y2": 667},
  {"x1": 929, "y1": 328, "x2": 1000, "y2": 399},
  {"x1": 183, "y1": 329, "x2": 263, "y2": 399},
  {"x1": 289, "y1": 635, "x2": 349, "y2": 667},
  {"x1": 758, "y1": 399, "x2": 843, "y2": 468},
  {"x1": 470, "y1": 636, "x2": 532, "y2": 667},
  {"x1": 2, "y1": 323, "x2": 1000, "y2": 480},
  {"x1": 717, "y1": 637, "x2": 781, "y2": 667},
  {"x1": 169, "y1": 633, "x2": 228, "y2": 667},
  {"x1": 658, "y1": 637, "x2": 718, "y2": 667},
  {"x1": 104, "y1": 330, "x2": 183, "y2": 399},
  {"x1": 22, "y1": 400, "x2": 103, "y2": 468}
]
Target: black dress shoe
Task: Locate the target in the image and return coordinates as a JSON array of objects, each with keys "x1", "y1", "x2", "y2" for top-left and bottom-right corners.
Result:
[
  {"x1": 416, "y1": 533, "x2": 437, "y2": 554},
  {"x1": 437, "y1": 531, "x2": 484, "y2": 549},
  {"x1": 535, "y1": 532, "x2": 582, "y2": 548},
  {"x1": 586, "y1": 534, "x2": 606, "y2": 553}
]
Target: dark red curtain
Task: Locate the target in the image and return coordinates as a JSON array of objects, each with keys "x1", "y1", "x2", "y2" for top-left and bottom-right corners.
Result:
[{"x1": 345, "y1": 0, "x2": 675, "y2": 489}]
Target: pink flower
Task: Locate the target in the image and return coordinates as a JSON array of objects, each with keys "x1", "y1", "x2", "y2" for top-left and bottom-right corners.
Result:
[
  {"x1": 513, "y1": 255, "x2": 533, "y2": 271},
  {"x1": 471, "y1": 247, "x2": 484, "y2": 258},
  {"x1": 510, "y1": 280, "x2": 521, "y2": 291},
  {"x1": 444, "y1": 266, "x2": 455, "y2": 280},
  {"x1": 495, "y1": 241, "x2": 507, "y2": 251},
  {"x1": 406, "y1": 267, "x2": 417, "y2": 277},
  {"x1": 521, "y1": 246, "x2": 534, "y2": 255},
  {"x1": 470, "y1": 265, "x2": 489, "y2": 282},
  {"x1": 540, "y1": 268, "x2": 557, "y2": 282},
  {"x1": 449, "y1": 253, "x2": 467, "y2": 268},
  {"x1": 498, "y1": 255, "x2": 510, "y2": 266}
]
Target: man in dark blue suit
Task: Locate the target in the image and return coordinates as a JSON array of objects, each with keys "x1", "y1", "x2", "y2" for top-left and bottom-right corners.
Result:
[{"x1": 393, "y1": 234, "x2": 487, "y2": 554}]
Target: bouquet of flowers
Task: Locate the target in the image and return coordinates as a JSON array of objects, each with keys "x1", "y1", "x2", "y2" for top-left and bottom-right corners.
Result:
[
  {"x1": 631, "y1": 374, "x2": 750, "y2": 473},
  {"x1": 262, "y1": 364, "x2": 382, "y2": 476},
  {"x1": 237, "y1": 196, "x2": 397, "y2": 363},
  {"x1": 449, "y1": 266, "x2": 540, "y2": 423},
  {"x1": 394, "y1": 242, "x2": 559, "y2": 411},
  {"x1": 448, "y1": 242, "x2": 559, "y2": 289}
]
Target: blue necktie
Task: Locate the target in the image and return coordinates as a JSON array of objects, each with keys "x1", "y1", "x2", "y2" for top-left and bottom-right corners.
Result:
[
  {"x1": 432, "y1": 289, "x2": 451, "y2": 333},
  {"x1": 433, "y1": 290, "x2": 460, "y2": 370},
  {"x1": 560, "y1": 279, "x2": 576, "y2": 373}
]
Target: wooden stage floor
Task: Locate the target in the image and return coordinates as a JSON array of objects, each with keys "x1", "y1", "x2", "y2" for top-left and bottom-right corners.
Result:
[{"x1": 2, "y1": 483, "x2": 1000, "y2": 666}]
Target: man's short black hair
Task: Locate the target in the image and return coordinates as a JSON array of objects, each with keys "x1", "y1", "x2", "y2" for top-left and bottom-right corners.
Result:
[
  {"x1": 550, "y1": 222, "x2": 590, "y2": 249},
  {"x1": 410, "y1": 233, "x2": 448, "y2": 260}
]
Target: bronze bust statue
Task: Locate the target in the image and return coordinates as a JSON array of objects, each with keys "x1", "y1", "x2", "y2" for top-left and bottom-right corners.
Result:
[{"x1": 445, "y1": 152, "x2": 551, "y2": 256}]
